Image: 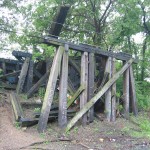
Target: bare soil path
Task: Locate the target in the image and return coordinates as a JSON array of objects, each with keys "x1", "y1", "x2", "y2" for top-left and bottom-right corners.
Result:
[{"x1": 0, "y1": 93, "x2": 44, "y2": 150}]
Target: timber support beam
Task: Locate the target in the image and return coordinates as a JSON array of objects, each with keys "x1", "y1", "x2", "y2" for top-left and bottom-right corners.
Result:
[
  {"x1": 66, "y1": 58, "x2": 134, "y2": 132},
  {"x1": 44, "y1": 37, "x2": 138, "y2": 63}
]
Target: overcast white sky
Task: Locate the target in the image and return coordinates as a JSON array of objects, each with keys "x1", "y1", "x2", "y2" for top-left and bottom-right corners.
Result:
[{"x1": 0, "y1": 33, "x2": 145, "y2": 59}]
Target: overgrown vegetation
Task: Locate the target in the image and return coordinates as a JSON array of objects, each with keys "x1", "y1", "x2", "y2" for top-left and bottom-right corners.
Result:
[
  {"x1": 38, "y1": 87, "x2": 46, "y2": 100},
  {"x1": 136, "y1": 81, "x2": 150, "y2": 110},
  {"x1": 122, "y1": 113, "x2": 150, "y2": 139}
]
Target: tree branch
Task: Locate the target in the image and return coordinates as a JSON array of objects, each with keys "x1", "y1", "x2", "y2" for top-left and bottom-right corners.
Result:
[
  {"x1": 99, "y1": 0, "x2": 115, "y2": 23},
  {"x1": 139, "y1": 2, "x2": 150, "y2": 35}
]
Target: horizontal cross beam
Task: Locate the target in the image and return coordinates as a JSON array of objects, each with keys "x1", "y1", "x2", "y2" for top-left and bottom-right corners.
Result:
[
  {"x1": 0, "y1": 58, "x2": 22, "y2": 65},
  {"x1": 12, "y1": 50, "x2": 32, "y2": 60},
  {"x1": 44, "y1": 37, "x2": 138, "y2": 63}
]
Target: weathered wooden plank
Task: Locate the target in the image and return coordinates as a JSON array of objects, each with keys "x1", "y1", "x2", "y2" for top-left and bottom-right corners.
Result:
[
  {"x1": 67, "y1": 85, "x2": 85, "y2": 109},
  {"x1": 96, "y1": 72, "x2": 109, "y2": 92},
  {"x1": 20, "y1": 111, "x2": 75, "y2": 127},
  {"x1": 80, "y1": 52, "x2": 88, "y2": 126},
  {"x1": 16, "y1": 63, "x2": 20, "y2": 71},
  {"x1": 37, "y1": 46, "x2": 64, "y2": 133},
  {"x1": 2, "y1": 62, "x2": 6, "y2": 74},
  {"x1": 111, "y1": 58, "x2": 116, "y2": 122},
  {"x1": 20, "y1": 117, "x2": 56, "y2": 127},
  {"x1": 33, "y1": 68, "x2": 43, "y2": 79},
  {"x1": 88, "y1": 53, "x2": 95, "y2": 122},
  {"x1": 16, "y1": 57, "x2": 30, "y2": 94},
  {"x1": 12, "y1": 50, "x2": 32, "y2": 59},
  {"x1": 49, "y1": 5, "x2": 70, "y2": 37},
  {"x1": 27, "y1": 72, "x2": 49, "y2": 98},
  {"x1": 35, "y1": 110, "x2": 76, "y2": 118},
  {"x1": 129, "y1": 65, "x2": 138, "y2": 116},
  {"x1": 66, "y1": 58, "x2": 134, "y2": 132},
  {"x1": 10, "y1": 92, "x2": 24, "y2": 121},
  {"x1": 105, "y1": 57, "x2": 112, "y2": 122},
  {"x1": 0, "y1": 70, "x2": 21, "y2": 79},
  {"x1": 5, "y1": 65, "x2": 17, "y2": 71},
  {"x1": 26, "y1": 60, "x2": 34, "y2": 92},
  {"x1": 123, "y1": 62, "x2": 130, "y2": 119},
  {"x1": 21, "y1": 102, "x2": 58, "y2": 110},
  {"x1": 0, "y1": 81, "x2": 17, "y2": 89},
  {"x1": 0, "y1": 58, "x2": 21, "y2": 65},
  {"x1": 46, "y1": 57, "x2": 52, "y2": 73},
  {"x1": 69, "y1": 59, "x2": 80, "y2": 74},
  {"x1": 68, "y1": 77, "x2": 76, "y2": 95},
  {"x1": 58, "y1": 44, "x2": 69, "y2": 128},
  {"x1": 44, "y1": 37, "x2": 138, "y2": 63}
]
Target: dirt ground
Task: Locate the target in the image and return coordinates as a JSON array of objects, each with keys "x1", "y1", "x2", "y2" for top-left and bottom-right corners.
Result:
[{"x1": 0, "y1": 92, "x2": 150, "y2": 150}]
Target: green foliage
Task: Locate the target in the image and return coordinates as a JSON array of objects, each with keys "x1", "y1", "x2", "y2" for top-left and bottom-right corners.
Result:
[
  {"x1": 0, "y1": 69, "x2": 3, "y2": 75},
  {"x1": 122, "y1": 114, "x2": 150, "y2": 139},
  {"x1": 73, "y1": 126, "x2": 78, "y2": 134},
  {"x1": 32, "y1": 51, "x2": 44, "y2": 61},
  {"x1": 39, "y1": 133, "x2": 46, "y2": 138},
  {"x1": 34, "y1": 107, "x2": 41, "y2": 113},
  {"x1": 14, "y1": 122, "x2": 21, "y2": 129},
  {"x1": 117, "y1": 104, "x2": 123, "y2": 112},
  {"x1": 38, "y1": 87, "x2": 46, "y2": 100},
  {"x1": 40, "y1": 44, "x2": 55, "y2": 57},
  {"x1": 136, "y1": 81, "x2": 150, "y2": 110},
  {"x1": 19, "y1": 94, "x2": 27, "y2": 100}
]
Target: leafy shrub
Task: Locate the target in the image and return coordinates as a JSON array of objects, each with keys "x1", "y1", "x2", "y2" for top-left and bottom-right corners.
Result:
[
  {"x1": 38, "y1": 87, "x2": 46, "y2": 100},
  {"x1": 122, "y1": 114, "x2": 150, "y2": 139},
  {"x1": 136, "y1": 81, "x2": 150, "y2": 110}
]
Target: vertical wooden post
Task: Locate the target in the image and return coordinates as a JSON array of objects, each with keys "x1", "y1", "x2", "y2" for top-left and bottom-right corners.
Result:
[
  {"x1": 37, "y1": 46, "x2": 64, "y2": 133},
  {"x1": 16, "y1": 57, "x2": 30, "y2": 94},
  {"x1": 26, "y1": 60, "x2": 34, "y2": 92},
  {"x1": 80, "y1": 52, "x2": 88, "y2": 126},
  {"x1": 68, "y1": 77, "x2": 76, "y2": 95},
  {"x1": 46, "y1": 57, "x2": 52, "y2": 73},
  {"x1": 2, "y1": 62, "x2": 6, "y2": 74},
  {"x1": 105, "y1": 57, "x2": 112, "y2": 122},
  {"x1": 58, "y1": 44, "x2": 69, "y2": 128},
  {"x1": 66, "y1": 58, "x2": 134, "y2": 132},
  {"x1": 16, "y1": 63, "x2": 20, "y2": 71},
  {"x1": 111, "y1": 58, "x2": 116, "y2": 122},
  {"x1": 88, "y1": 53, "x2": 95, "y2": 122},
  {"x1": 123, "y1": 62, "x2": 130, "y2": 119},
  {"x1": 129, "y1": 65, "x2": 138, "y2": 116}
]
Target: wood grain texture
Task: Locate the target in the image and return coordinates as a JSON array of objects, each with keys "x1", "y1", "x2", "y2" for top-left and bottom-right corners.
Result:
[
  {"x1": 80, "y1": 52, "x2": 88, "y2": 126},
  {"x1": 16, "y1": 57, "x2": 30, "y2": 94},
  {"x1": 105, "y1": 57, "x2": 112, "y2": 122},
  {"x1": 66, "y1": 58, "x2": 134, "y2": 132},
  {"x1": 129, "y1": 65, "x2": 138, "y2": 116},
  {"x1": 58, "y1": 44, "x2": 69, "y2": 128},
  {"x1": 37, "y1": 46, "x2": 64, "y2": 133}
]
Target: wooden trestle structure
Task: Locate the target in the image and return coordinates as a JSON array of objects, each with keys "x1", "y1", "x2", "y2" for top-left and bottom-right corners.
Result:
[
  {"x1": 0, "y1": 5, "x2": 138, "y2": 133},
  {"x1": 35, "y1": 36, "x2": 138, "y2": 132},
  {"x1": 0, "y1": 39, "x2": 138, "y2": 132}
]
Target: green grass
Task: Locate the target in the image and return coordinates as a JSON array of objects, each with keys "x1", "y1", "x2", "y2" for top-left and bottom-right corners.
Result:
[
  {"x1": 19, "y1": 94, "x2": 28, "y2": 100},
  {"x1": 14, "y1": 122, "x2": 21, "y2": 129},
  {"x1": 122, "y1": 113, "x2": 150, "y2": 139},
  {"x1": 34, "y1": 107, "x2": 41, "y2": 113}
]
